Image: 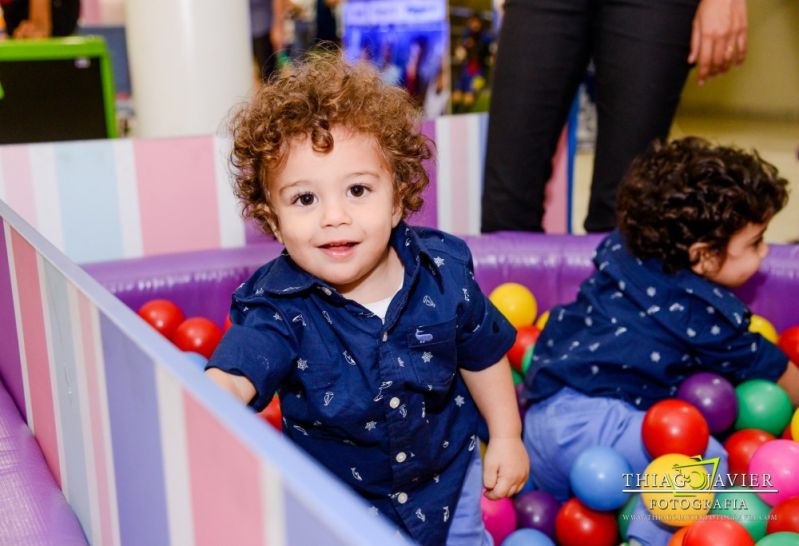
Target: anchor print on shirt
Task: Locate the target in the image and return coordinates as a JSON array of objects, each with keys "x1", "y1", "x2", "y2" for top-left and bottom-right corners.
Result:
[
  {"x1": 292, "y1": 314, "x2": 306, "y2": 327},
  {"x1": 373, "y1": 381, "x2": 394, "y2": 402},
  {"x1": 343, "y1": 350, "x2": 357, "y2": 366}
]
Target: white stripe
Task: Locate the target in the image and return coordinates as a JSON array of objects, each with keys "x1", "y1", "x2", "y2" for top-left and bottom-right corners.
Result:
[
  {"x1": 156, "y1": 366, "x2": 196, "y2": 546},
  {"x1": 262, "y1": 460, "x2": 286, "y2": 546},
  {"x1": 465, "y1": 114, "x2": 482, "y2": 235},
  {"x1": 434, "y1": 117, "x2": 452, "y2": 232},
  {"x1": 89, "y1": 305, "x2": 122, "y2": 546},
  {"x1": 38, "y1": 253, "x2": 67, "y2": 493},
  {"x1": 214, "y1": 136, "x2": 246, "y2": 248},
  {"x1": 3, "y1": 223, "x2": 34, "y2": 430},
  {"x1": 68, "y1": 286, "x2": 103, "y2": 545},
  {"x1": 113, "y1": 140, "x2": 143, "y2": 258},
  {"x1": 28, "y1": 145, "x2": 65, "y2": 252}
]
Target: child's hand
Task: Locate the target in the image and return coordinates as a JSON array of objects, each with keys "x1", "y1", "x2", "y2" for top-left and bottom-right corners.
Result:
[{"x1": 482, "y1": 437, "x2": 530, "y2": 500}]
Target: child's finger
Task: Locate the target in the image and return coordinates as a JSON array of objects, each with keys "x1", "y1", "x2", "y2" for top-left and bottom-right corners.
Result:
[{"x1": 482, "y1": 460, "x2": 499, "y2": 490}]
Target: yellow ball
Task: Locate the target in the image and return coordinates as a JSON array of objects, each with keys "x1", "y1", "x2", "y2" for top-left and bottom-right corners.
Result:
[
  {"x1": 640, "y1": 453, "x2": 714, "y2": 527},
  {"x1": 489, "y1": 282, "x2": 538, "y2": 328},
  {"x1": 749, "y1": 314, "x2": 778, "y2": 343},
  {"x1": 535, "y1": 309, "x2": 550, "y2": 330},
  {"x1": 791, "y1": 407, "x2": 799, "y2": 441}
]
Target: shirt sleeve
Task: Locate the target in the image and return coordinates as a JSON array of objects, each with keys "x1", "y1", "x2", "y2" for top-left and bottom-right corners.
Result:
[
  {"x1": 455, "y1": 251, "x2": 516, "y2": 371},
  {"x1": 207, "y1": 300, "x2": 296, "y2": 411}
]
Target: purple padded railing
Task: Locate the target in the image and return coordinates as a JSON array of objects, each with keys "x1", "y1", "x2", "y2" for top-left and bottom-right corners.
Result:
[{"x1": 82, "y1": 233, "x2": 799, "y2": 334}]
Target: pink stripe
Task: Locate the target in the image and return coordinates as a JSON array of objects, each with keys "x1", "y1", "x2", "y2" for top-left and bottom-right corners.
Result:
[
  {"x1": 184, "y1": 393, "x2": 265, "y2": 546},
  {"x1": 542, "y1": 129, "x2": 568, "y2": 233},
  {"x1": 1, "y1": 146, "x2": 37, "y2": 229},
  {"x1": 78, "y1": 293, "x2": 114, "y2": 546},
  {"x1": 80, "y1": 0, "x2": 103, "y2": 24},
  {"x1": 134, "y1": 138, "x2": 221, "y2": 255},
  {"x1": 448, "y1": 118, "x2": 470, "y2": 234},
  {"x1": 10, "y1": 228, "x2": 61, "y2": 485}
]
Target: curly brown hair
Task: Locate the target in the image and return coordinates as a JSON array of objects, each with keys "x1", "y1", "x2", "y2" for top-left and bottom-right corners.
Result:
[
  {"x1": 617, "y1": 137, "x2": 788, "y2": 273},
  {"x1": 229, "y1": 52, "x2": 432, "y2": 236}
]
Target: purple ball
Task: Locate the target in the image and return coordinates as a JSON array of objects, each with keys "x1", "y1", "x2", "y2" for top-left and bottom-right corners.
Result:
[
  {"x1": 513, "y1": 490, "x2": 560, "y2": 539},
  {"x1": 676, "y1": 372, "x2": 738, "y2": 433}
]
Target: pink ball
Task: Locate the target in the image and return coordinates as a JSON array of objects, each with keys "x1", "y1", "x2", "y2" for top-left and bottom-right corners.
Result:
[
  {"x1": 749, "y1": 439, "x2": 799, "y2": 506},
  {"x1": 481, "y1": 495, "x2": 517, "y2": 545}
]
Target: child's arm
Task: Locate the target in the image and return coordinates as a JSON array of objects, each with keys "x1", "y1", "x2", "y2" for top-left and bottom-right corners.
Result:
[
  {"x1": 460, "y1": 357, "x2": 530, "y2": 500},
  {"x1": 206, "y1": 368, "x2": 257, "y2": 405},
  {"x1": 777, "y1": 361, "x2": 799, "y2": 407}
]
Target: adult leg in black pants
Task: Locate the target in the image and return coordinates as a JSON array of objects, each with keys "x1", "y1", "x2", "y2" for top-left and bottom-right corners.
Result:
[{"x1": 482, "y1": 0, "x2": 697, "y2": 233}]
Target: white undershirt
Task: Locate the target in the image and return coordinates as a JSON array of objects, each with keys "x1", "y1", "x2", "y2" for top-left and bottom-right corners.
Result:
[{"x1": 361, "y1": 278, "x2": 403, "y2": 322}]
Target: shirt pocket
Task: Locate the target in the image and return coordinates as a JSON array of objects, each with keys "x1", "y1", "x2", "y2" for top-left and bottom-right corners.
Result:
[
  {"x1": 405, "y1": 319, "x2": 458, "y2": 393},
  {"x1": 292, "y1": 361, "x2": 344, "y2": 422}
]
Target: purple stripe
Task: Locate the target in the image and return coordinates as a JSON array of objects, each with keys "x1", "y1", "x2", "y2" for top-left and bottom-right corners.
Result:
[
  {"x1": 410, "y1": 119, "x2": 437, "y2": 228},
  {"x1": 100, "y1": 313, "x2": 170, "y2": 544},
  {"x1": 284, "y1": 488, "x2": 350, "y2": 546},
  {"x1": 0, "y1": 220, "x2": 25, "y2": 418}
]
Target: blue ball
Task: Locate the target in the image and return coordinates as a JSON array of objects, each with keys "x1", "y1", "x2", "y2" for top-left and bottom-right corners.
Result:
[
  {"x1": 502, "y1": 528, "x2": 555, "y2": 546},
  {"x1": 568, "y1": 445, "x2": 631, "y2": 511}
]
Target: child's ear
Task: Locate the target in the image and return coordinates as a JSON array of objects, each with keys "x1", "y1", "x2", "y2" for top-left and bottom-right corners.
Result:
[{"x1": 689, "y1": 242, "x2": 718, "y2": 276}]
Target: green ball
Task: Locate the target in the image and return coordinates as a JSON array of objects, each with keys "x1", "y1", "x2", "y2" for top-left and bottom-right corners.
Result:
[
  {"x1": 521, "y1": 344, "x2": 536, "y2": 375},
  {"x1": 511, "y1": 367, "x2": 523, "y2": 385},
  {"x1": 617, "y1": 494, "x2": 639, "y2": 540},
  {"x1": 710, "y1": 490, "x2": 770, "y2": 541},
  {"x1": 734, "y1": 379, "x2": 793, "y2": 436},
  {"x1": 756, "y1": 532, "x2": 799, "y2": 546}
]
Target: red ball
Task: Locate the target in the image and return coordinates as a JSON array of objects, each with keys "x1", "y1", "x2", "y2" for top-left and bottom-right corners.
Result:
[
  {"x1": 172, "y1": 317, "x2": 223, "y2": 359},
  {"x1": 223, "y1": 314, "x2": 232, "y2": 333},
  {"x1": 137, "y1": 299, "x2": 185, "y2": 340},
  {"x1": 683, "y1": 517, "x2": 754, "y2": 546},
  {"x1": 723, "y1": 428, "x2": 776, "y2": 482},
  {"x1": 668, "y1": 527, "x2": 689, "y2": 546},
  {"x1": 555, "y1": 498, "x2": 618, "y2": 546},
  {"x1": 641, "y1": 399, "x2": 710, "y2": 458},
  {"x1": 259, "y1": 397, "x2": 282, "y2": 431},
  {"x1": 782, "y1": 425, "x2": 794, "y2": 440},
  {"x1": 778, "y1": 325, "x2": 799, "y2": 365},
  {"x1": 767, "y1": 498, "x2": 799, "y2": 534},
  {"x1": 507, "y1": 325, "x2": 540, "y2": 372}
]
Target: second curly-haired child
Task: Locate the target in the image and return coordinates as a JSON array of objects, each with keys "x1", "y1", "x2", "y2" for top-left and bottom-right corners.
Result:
[
  {"x1": 523, "y1": 137, "x2": 799, "y2": 546},
  {"x1": 205, "y1": 54, "x2": 529, "y2": 546}
]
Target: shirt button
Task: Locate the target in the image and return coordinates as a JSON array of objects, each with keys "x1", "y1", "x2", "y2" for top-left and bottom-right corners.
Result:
[
  {"x1": 382, "y1": 331, "x2": 388, "y2": 342},
  {"x1": 395, "y1": 452, "x2": 407, "y2": 463},
  {"x1": 397, "y1": 492, "x2": 408, "y2": 504},
  {"x1": 389, "y1": 397, "x2": 400, "y2": 409},
  {"x1": 321, "y1": 287, "x2": 332, "y2": 296}
]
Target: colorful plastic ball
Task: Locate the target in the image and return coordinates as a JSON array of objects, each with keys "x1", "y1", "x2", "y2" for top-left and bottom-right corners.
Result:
[
  {"x1": 183, "y1": 351, "x2": 208, "y2": 370},
  {"x1": 734, "y1": 380, "x2": 793, "y2": 436},
  {"x1": 790, "y1": 407, "x2": 799, "y2": 442},
  {"x1": 676, "y1": 372, "x2": 738, "y2": 433},
  {"x1": 724, "y1": 429, "x2": 776, "y2": 482},
  {"x1": 641, "y1": 453, "x2": 713, "y2": 527},
  {"x1": 668, "y1": 527, "x2": 689, "y2": 545},
  {"x1": 767, "y1": 498, "x2": 799, "y2": 534},
  {"x1": 749, "y1": 439, "x2": 799, "y2": 506},
  {"x1": 508, "y1": 325, "x2": 540, "y2": 372},
  {"x1": 259, "y1": 396, "x2": 282, "y2": 431},
  {"x1": 750, "y1": 314, "x2": 779, "y2": 343},
  {"x1": 683, "y1": 517, "x2": 754, "y2": 546},
  {"x1": 172, "y1": 317, "x2": 223, "y2": 359},
  {"x1": 555, "y1": 498, "x2": 618, "y2": 546},
  {"x1": 501, "y1": 528, "x2": 555, "y2": 546},
  {"x1": 511, "y1": 367, "x2": 523, "y2": 385},
  {"x1": 137, "y1": 299, "x2": 185, "y2": 339},
  {"x1": 710, "y1": 490, "x2": 771, "y2": 541},
  {"x1": 569, "y1": 446, "x2": 632, "y2": 511},
  {"x1": 223, "y1": 314, "x2": 232, "y2": 332},
  {"x1": 642, "y1": 399, "x2": 710, "y2": 458},
  {"x1": 783, "y1": 423, "x2": 794, "y2": 440},
  {"x1": 513, "y1": 490, "x2": 560, "y2": 539},
  {"x1": 482, "y1": 495, "x2": 517, "y2": 545},
  {"x1": 756, "y1": 532, "x2": 799, "y2": 546},
  {"x1": 535, "y1": 310, "x2": 550, "y2": 330},
  {"x1": 489, "y1": 283, "x2": 538, "y2": 328},
  {"x1": 521, "y1": 344, "x2": 536, "y2": 375},
  {"x1": 778, "y1": 325, "x2": 799, "y2": 364},
  {"x1": 617, "y1": 494, "x2": 638, "y2": 540}
]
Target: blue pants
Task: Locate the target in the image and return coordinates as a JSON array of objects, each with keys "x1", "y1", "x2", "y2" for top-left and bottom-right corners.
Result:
[
  {"x1": 524, "y1": 388, "x2": 727, "y2": 546},
  {"x1": 446, "y1": 449, "x2": 494, "y2": 546}
]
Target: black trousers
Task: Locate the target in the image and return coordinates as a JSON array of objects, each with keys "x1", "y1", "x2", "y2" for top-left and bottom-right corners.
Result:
[
  {"x1": 3, "y1": 0, "x2": 80, "y2": 37},
  {"x1": 481, "y1": 0, "x2": 698, "y2": 233}
]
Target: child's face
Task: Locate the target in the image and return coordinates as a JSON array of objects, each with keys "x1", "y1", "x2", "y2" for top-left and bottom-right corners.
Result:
[
  {"x1": 267, "y1": 128, "x2": 402, "y2": 296},
  {"x1": 695, "y1": 222, "x2": 770, "y2": 288}
]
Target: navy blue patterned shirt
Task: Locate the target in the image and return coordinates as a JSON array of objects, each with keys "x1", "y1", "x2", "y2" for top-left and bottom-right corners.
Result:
[
  {"x1": 208, "y1": 222, "x2": 515, "y2": 546},
  {"x1": 524, "y1": 230, "x2": 788, "y2": 410}
]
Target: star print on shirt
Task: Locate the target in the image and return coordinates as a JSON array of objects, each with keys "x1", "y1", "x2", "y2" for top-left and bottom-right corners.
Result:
[
  {"x1": 365, "y1": 421, "x2": 377, "y2": 431},
  {"x1": 421, "y1": 352, "x2": 433, "y2": 363},
  {"x1": 296, "y1": 358, "x2": 308, "y2": 370},
  {"x1": 273, "y1": 312, "x2": 282, "y2": 321},
  {"x1": 433, "y1": 256, "x2": 445, "y2": 267},
  {"x1": 454, "y1": 395, "x2": 465, "y2": 407}
]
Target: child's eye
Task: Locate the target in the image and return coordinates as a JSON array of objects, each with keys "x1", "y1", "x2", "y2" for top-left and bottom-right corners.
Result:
[
  {"x1": 348, "y1": 184, "x2": 370, "y2": 198},
  {"x1": 291, "y1": 192, "x2": 317, "y2": 206}
]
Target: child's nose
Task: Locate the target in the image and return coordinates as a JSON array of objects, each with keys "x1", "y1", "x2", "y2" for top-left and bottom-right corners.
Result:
[{"x1": 321, "y1": 199, "x2": 351, "y2": 226}]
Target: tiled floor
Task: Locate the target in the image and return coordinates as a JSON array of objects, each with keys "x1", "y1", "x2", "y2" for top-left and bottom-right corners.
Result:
[{"x1": 570, "y1": 116, "x2": 799, "y2": 243}]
